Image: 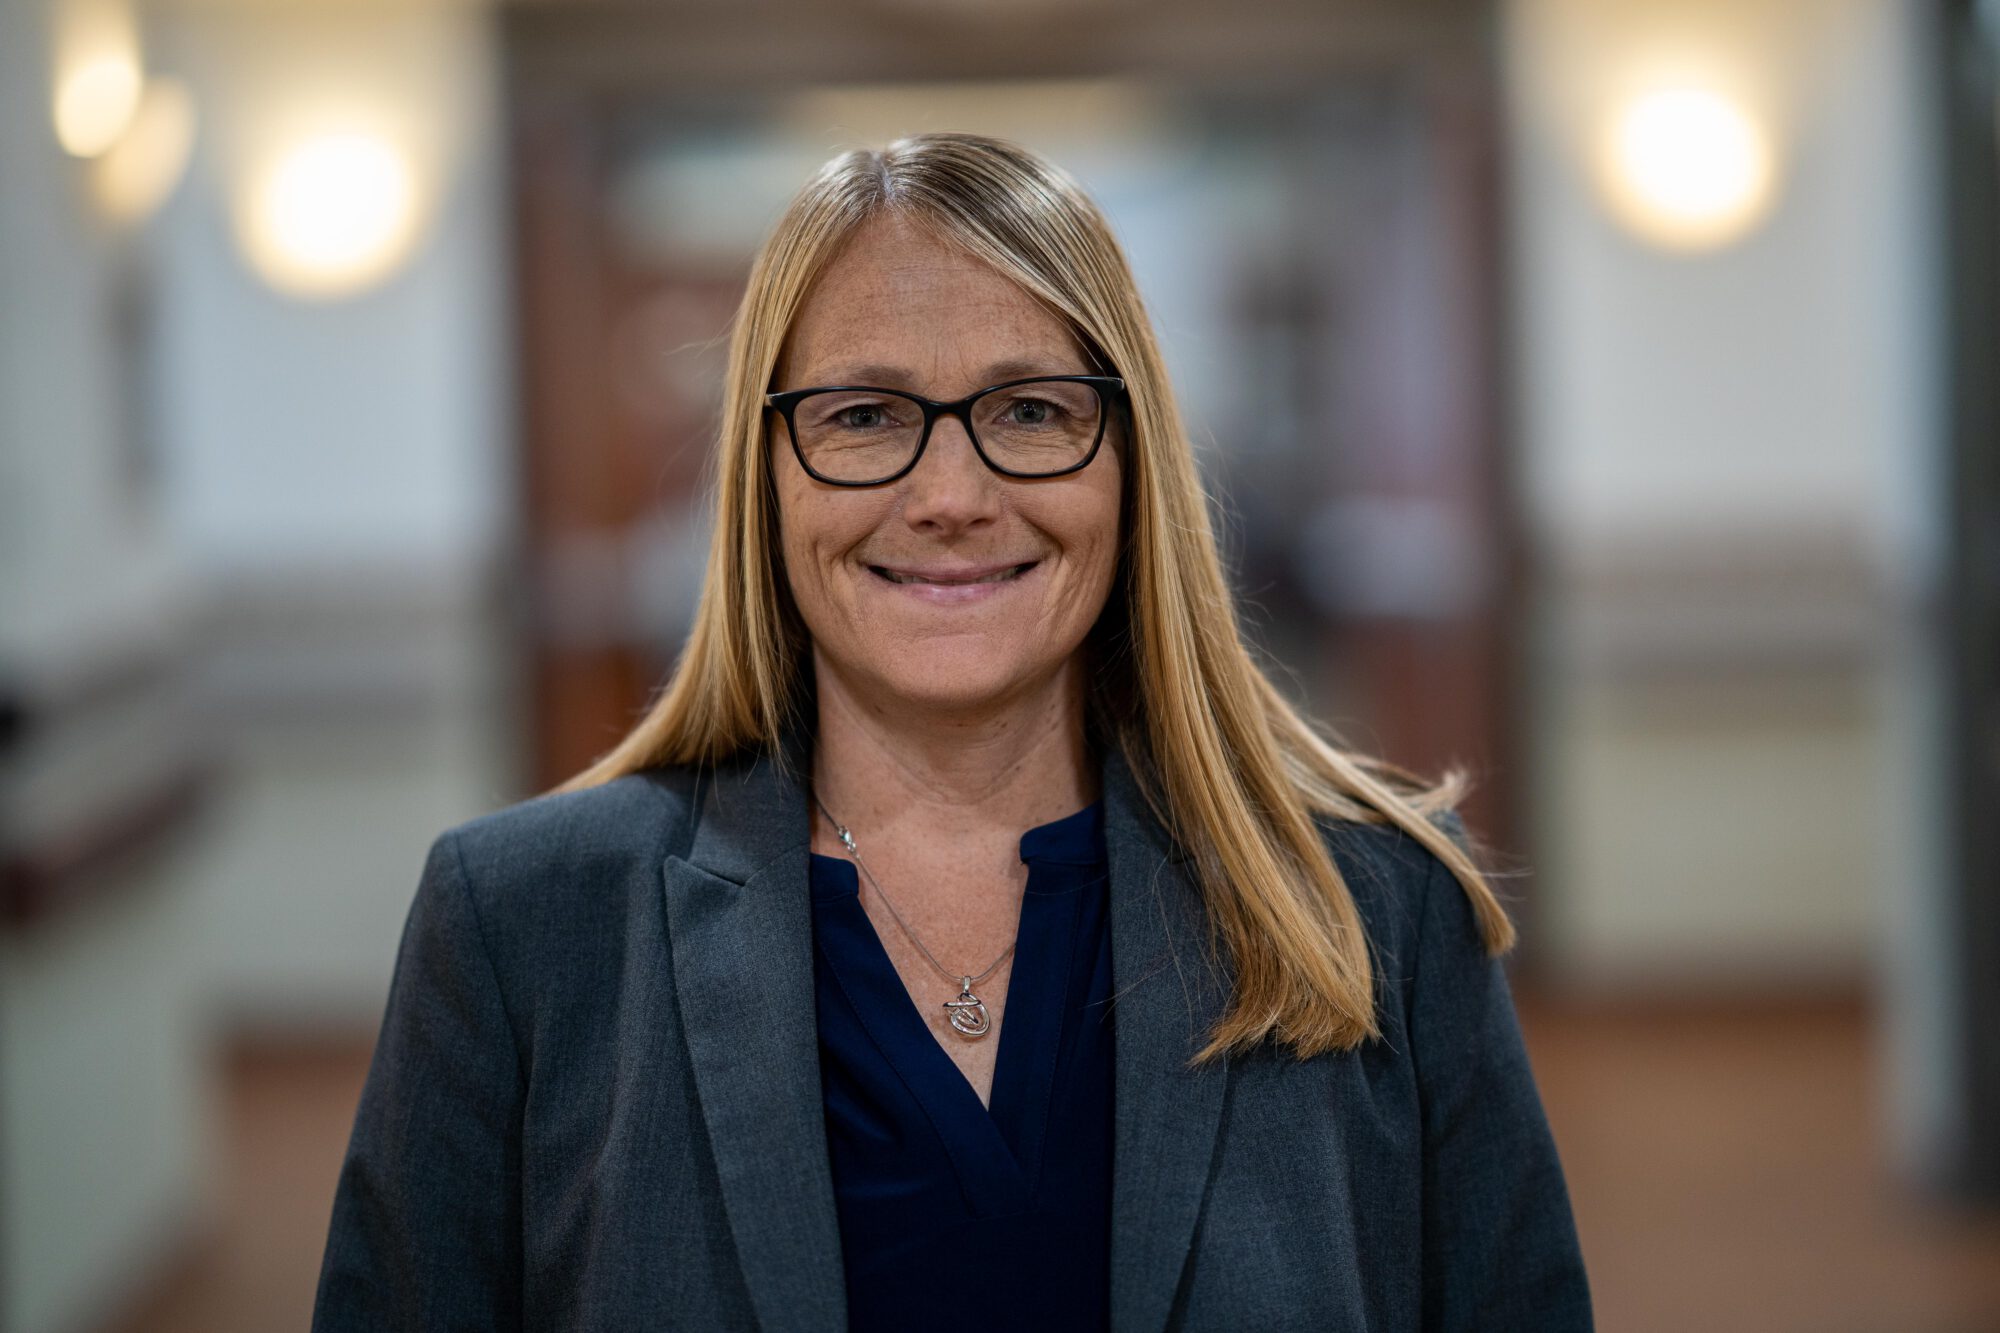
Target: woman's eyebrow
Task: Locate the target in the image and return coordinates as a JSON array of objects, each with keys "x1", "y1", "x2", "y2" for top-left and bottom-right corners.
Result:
[
  {"x1": 801, "y1": 357, "x2": 1079, "y2": 388},
  {"x1": 975, "y1": 357, "x2": 1077, "y2": 382},
  {"x1": 800, "y1": 362, "x2": 910, "y2": 386}
]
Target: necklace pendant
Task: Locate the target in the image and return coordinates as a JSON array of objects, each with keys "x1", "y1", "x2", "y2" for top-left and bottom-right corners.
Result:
[{"x1": 943, "y1": 976, "x2": 991, "y2": 1038}]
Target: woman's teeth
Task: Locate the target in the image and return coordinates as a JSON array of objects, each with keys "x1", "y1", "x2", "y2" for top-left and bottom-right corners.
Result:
[{"x1": 875, "y1": 563, "x2": 1031, "y2": 585}]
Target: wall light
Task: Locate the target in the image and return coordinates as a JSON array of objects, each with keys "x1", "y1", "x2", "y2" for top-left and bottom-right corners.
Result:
[
  {"x1": 92, "y1": 77, "x2": 195, "y2": 223},
  {"x1": 1593, "y1": 85, "x2": 1775, "y2": 251},
  {"x1": 52, "y1": 0, "x2": 142, "y2": 158},
  {"x1": 236, "y1": 130, "x2": 419, "y2": 299}
]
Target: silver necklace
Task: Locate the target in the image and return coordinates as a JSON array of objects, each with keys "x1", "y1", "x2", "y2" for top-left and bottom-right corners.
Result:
[{"x1": 811, "y1": 791, "x2": 1013, "y2": 1039}]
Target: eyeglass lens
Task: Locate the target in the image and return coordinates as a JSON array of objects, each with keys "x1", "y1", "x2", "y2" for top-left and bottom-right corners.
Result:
[{"x1": 787, "y1": 378, "x2": 1104, "y2": 483}]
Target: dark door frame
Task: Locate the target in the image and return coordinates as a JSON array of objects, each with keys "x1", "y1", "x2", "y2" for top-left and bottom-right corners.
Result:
[{"x1": 1939, "y1": 0, "x2": 2000, "y2": 1203}]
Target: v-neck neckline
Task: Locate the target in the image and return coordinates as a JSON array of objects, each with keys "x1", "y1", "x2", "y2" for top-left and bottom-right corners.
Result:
[{"x1": 808, "y1": 801, "x2": 1103, "y2": 1216}]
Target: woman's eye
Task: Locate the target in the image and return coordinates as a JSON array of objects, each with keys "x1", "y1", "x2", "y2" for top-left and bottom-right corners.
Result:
[
  {"x1": 1003, "y1": 398, "x2": 1062, "y2": 424},
  {"x1": 815, "y1": 401, "x2": 898, "y2": 430}
]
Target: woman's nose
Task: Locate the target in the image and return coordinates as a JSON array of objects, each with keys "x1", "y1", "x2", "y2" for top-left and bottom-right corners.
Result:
[{"x1": 898, "y1": 414, "x2": 999, "y2": 529}]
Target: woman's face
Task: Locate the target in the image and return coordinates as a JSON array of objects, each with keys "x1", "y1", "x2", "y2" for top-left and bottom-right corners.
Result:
[{"x1": 769, "y1": 213, "x2": 1124, "y2": 720}]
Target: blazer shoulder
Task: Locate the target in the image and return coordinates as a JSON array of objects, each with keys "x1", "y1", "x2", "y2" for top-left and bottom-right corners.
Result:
[
  {"x1": 1312, "y1": 807, "x2": 1472, "y2": 965},
  {"x1": 437, "y1": 766, "x2": 701, "y2": 911}
]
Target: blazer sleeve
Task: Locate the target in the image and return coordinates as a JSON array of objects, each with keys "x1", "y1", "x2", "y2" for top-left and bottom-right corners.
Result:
[
  {"x1": 1411, "y1": 813, "x2": 1593, "y2": 1330},
  {"x1": 312, "y1": 829, "x2": 525, "y2": 1332}
]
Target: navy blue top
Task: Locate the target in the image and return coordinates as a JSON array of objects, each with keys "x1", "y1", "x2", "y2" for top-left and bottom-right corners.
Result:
[{"x1": 808, "y1": 800, "x2": 1116, "y2": 1332}]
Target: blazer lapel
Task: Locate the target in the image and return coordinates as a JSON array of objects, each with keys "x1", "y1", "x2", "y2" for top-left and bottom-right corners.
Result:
[
  {"x1": 1101, "y1": 742, "x2": 1235, "y2": 1333},
  {"x1": 660, "y1": 727, "x2": 1232, "y2": 1333},
  {"x1": 660, "y1": 727, "x2": 849, "y2": 1333}
]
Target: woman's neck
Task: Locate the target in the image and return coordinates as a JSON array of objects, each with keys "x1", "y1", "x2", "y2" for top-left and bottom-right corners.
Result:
[{"x1": 807, "y1": 652, "x2": 1099, "y2": 860}]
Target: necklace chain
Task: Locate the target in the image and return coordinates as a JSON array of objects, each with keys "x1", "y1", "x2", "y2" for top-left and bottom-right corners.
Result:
[{"x1": 811, "y1": 790, "x2": 1013, "y2": 1038}]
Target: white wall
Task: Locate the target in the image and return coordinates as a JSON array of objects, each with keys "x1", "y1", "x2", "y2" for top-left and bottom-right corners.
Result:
[
  {"x1": 1502, "y1": 0, "x2": 1935, "y2": 987},
  {"x1": 149, "y1": 0, "x2": 508, "y2": 577},
  {"x1": 145, "y1": 0, "x2": 520, "y2": 1033},
  {"x1": 0, "y1": 0, "x2": 213, "y2": 1326},
  {"x1": 1, "y1": 0, "x2": 516, "y2": 1326}
]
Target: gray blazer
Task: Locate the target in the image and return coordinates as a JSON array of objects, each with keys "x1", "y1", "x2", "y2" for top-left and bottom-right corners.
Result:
[{"x1": 313, "y1": 726, "x2": 1592, "y2": 1331}]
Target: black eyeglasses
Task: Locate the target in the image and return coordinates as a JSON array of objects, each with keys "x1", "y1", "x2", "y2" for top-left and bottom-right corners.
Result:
[{"x1": 764, "y1": 374, "x2": 1126, "y2": 487}]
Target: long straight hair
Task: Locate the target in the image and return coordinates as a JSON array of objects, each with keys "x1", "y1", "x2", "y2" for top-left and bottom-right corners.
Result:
[{"x1": 550, "y1": 131, "x2": 1515, "y2": 1063}]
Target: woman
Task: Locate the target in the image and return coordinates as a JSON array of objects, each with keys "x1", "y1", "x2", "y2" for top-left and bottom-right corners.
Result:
[{"x1": 313, "y1": 131, "x2": 1592, "y2": 1331}]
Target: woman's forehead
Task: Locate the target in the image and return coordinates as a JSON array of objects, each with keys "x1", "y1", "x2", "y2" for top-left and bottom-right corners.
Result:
[{"x1": 781, "y1": 216, "x2": 1084, "y2": 384}]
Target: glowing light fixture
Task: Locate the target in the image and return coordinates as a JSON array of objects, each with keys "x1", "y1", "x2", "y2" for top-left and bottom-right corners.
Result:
[
  {"x1": 1594, "y1": 86, "x2": 1774, "y2": 251},
  {"x1": 238, "y1": 130, "x2": 419, "y2": 298},
  {"x1": 52, "y1": 0, "x2": 142, "y2": 157},
  {"x1": 93, "y1": 77, "x2": 194, "y2": 222}
]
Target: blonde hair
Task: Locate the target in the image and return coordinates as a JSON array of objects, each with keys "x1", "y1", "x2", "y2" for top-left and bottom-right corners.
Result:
[{"x1": 549, "y1": 131, "x2": 1516, "y2": 1063}]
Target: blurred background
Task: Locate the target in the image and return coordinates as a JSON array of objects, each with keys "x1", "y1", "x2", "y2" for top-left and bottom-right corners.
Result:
[{"x1": 2, "y1": 0, "x2": 1997, "y2": 1328}]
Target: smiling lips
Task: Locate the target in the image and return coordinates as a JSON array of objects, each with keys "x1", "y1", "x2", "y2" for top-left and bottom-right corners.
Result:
[
  {"x1": 870, "y1": 560, "x2": 1037, "y2": 585},
  {"x1": 866, "y1": 560, "x2": 1040, "y2": 601}
]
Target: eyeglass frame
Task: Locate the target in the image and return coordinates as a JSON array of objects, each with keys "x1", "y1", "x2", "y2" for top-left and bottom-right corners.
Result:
[{"x1": 763, "y1": 374, "x2": 1127, "y2": 487}]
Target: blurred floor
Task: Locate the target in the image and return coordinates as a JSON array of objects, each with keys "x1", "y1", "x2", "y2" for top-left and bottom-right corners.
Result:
[
  {"x1": 1519, "y1": 992, "x2": 2000, "y2": 1333},
  {"x1": 93, "y1": 995, "x2": 2000, "y2": 1333},
  {"x1": 97, "y1": 1039, "x2": 372, "y2": 1333}
]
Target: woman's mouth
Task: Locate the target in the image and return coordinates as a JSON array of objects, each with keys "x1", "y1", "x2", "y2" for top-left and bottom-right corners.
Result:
[
  {"x1": 871, "y1": 562, "x2": 1035, "y2": 585},
  {"x1": 866, "y1": 561, "x2": 1040, "y2": 603}
]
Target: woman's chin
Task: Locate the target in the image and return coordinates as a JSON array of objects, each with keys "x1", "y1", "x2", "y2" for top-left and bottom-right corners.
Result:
[{"x1": 866, "y1": 655, "x2": 1039, "y2": 713}]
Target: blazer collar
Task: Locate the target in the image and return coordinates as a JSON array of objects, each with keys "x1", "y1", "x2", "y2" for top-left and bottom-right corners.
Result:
[{"x1": 659, "y1": 722, "x2": 1233, "y2": 1333}]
